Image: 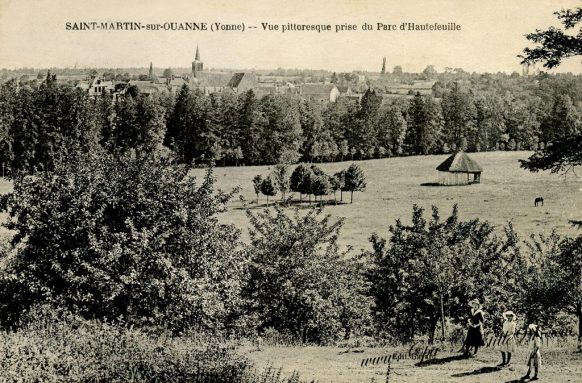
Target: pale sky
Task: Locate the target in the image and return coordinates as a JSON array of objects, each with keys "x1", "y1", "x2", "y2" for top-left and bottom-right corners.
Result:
[{"x1": 0, "y1": 0, "x2": 580, "y2": 73}]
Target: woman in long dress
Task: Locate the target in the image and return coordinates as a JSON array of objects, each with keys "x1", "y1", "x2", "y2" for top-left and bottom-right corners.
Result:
[
  {"x1": 464, "y1": 299, "x2": 485, "y2": 356},
  {"x1": 497, "y1": 310, "x2": 517, "y2": 366}
]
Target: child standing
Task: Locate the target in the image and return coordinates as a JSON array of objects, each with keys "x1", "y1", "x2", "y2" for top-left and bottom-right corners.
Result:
[
  {"x1": 522, "y1": 323, "x2": 542, "y2": 381},
  {"x1": 498, "y1": 310, "x2": 517, "y2": 367}
]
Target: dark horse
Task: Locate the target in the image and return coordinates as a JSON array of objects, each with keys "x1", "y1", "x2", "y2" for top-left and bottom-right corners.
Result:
[{"x1": 534, "y1": 197, "x2": 544, "y2": 207}]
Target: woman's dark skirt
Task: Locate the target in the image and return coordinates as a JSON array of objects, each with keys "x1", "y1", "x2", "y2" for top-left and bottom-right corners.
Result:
[{"x1": 465, "y1": 327, "x2": 485, "y2": 347}]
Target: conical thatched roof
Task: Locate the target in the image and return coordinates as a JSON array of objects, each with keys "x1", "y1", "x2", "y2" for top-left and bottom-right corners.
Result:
[{"x1": 436, "y1": 151, "x2": 483, "y2": 173}]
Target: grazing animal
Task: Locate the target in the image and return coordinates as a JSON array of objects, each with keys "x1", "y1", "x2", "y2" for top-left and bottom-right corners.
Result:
[{"x1": 534, "y1": 197, "x2": 544, "y2": 207}]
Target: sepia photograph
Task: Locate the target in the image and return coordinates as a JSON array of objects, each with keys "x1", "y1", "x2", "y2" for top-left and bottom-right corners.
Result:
[{"x1": 0, "y1": 0, "x2": 581, "y2": 381}]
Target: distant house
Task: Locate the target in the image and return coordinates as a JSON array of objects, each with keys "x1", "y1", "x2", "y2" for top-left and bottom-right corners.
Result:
[
  {"x1": 227, "y1": 72, "x2": 258, "y2": 93},
  {"x1": 300, "y1": 84, "x2": 340, "y2": 102},
  {"x1": 191, "y1": 71, "x2": 232, "y2": 94},
  {"x1": 254, "y1": 82, "x2": 298, "y2": 98},
  {"x1": 436, "y1": 151, "x2": 483, "y2": 186},
  {"x1": 164, "y1": 77, "x2": 189, "y2": 92},
  {"x1": 75, "y1": 77, "x2": 117, "y2": 98}
]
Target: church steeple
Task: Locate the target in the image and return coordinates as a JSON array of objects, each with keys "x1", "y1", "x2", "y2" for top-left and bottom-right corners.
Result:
[{"x1": 192, "y1": 44, "x2": 203, "y2": 78}]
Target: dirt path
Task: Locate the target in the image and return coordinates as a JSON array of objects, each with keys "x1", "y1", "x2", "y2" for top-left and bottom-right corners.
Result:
[{"x1": 243, "y1": 345, "x2": 582, "y2": 382}]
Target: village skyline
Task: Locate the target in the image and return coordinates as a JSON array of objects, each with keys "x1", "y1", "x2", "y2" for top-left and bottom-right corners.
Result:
[{"x1": 1, "y1": 0, "x2": 581, "y2": 74}]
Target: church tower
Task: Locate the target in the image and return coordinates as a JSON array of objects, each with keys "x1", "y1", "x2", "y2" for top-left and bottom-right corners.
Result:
[{"x1": 192, "y1": 45, "x2": 204, "y2": 78}]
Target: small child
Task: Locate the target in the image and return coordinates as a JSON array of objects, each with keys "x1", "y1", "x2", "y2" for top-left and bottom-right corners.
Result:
[
  {"x1": 522, "y1": 323, "x2": 542, "y2": 381},
  {"x1": 498, "y1": 310, "x2": 517, "y2": 367}
]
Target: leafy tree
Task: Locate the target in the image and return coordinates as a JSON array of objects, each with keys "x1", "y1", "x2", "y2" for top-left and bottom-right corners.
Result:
[
  {"x1": 350, "y1": 147, "x2": 357, "y2": 161},
  {"x1": 334, "y1": 170, "x2": 346, "y2": 202},
  {"x1": 377, "y1": 103, "x2": 407, "y2": 155},
  {"x1": 115, "y1": 92, "x2": 166, "y2": 156},
  {"x1": 299, "y1": 100, "x2": 324, "y2": 162},
  {"x1": 521, "y1": 233, "x2": 572, "y2": 332},
  {"x1": 441, "y1": 82, "x2": 477, "y2": 150},
  {"x1": 245, "y1": 207, "x2": 373, "y2": 343},
  {"x1": 502, "y1": 97, "x2": 541, "y2": 151},
  {"x1": 233, "y1": 146, "x2": 244, "y2": 166},
  {"x1": 548, "y1": 94, "x2": 581, "y2": 140},
  {"x1": 339, "y1": 140, "x2": 349, "y2": 162},
  {"x1": 378, "y1": 146, "x2": 387, "y2": 158},
  {"x1": 256, "y1": 94, "x2": 303, "y2": 165},
  {"x1": 9, "y1": 79, "x2": 97, "y2": 174},
  {"x1": 520, "y1": 137, "x2": 582, "y2": 175},
  {"x1": 406, "y1": 93, "x2": 442, "y2": 155},
  {"x1": 0, "y1": 80, "x2": 17, "y2": 175},
  {"x1": 421, "y1": 65, "x2": 437, "y2": 80},
  {"x1": 272, "y1": 164, "x2": 290, "y2": 201},
  {"x1": 343, "y1": 163, "x2": 366, "y2": 203},
  {"x1": 309, "y1": 140, "x2": 321, "y2": 163},
  {"x1": 0, "y1": 150, "x2": 244, "y2": 332},
  {"x1": 311, "y1": 174, "x2": 332, "y2": 204},
  {"x1": 322, "y1": 98, "x2": 353, "y2": 151},
  {"x1": 520, "y1": 7, "x2": 582, "y2": 69},
  {"x1": 526, "y1": 232, "x2": 582, "y2": 349},
  {"x1": 237, "y1": 90, "x2": 260, "y2": 165},
  {"x1": 350, "y1": 89, "x2": 382, "y2": 155},
  {"x1": 165, "y1": 85, "x2": 210, "y2": 164},
  {"x1": 290, "y1": 163, "x2": 311, "y2": 202},
  {"x1": 260, "y1": 175, "x2": 278, "y2": 205},
  {"x1": 92, "y1": 93, "x2": 115, "y2": 151},
  {"x1": 308, "y1": 165, "x2": 327, "y2": 203},
  {"x1": 252, "y1": 174, "x2": 262, "y2": 204},
  {"x1": 367, "y1": 205, "x2": 526, "y2": 343}
]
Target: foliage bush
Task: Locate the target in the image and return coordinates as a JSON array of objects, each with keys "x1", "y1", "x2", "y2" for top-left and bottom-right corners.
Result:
[
  {"x1": 367, "y1": 204, "x2": 527, "y2": 343},
  {"x1": 244, "y1": 207, "x2": 373, "y2": 344},
  {"x1": 0, "y1": 150, "x2": 245, "y2": 333},
  {"x1": 0, "y1": 312, "x2": 249, "y2": 382}
]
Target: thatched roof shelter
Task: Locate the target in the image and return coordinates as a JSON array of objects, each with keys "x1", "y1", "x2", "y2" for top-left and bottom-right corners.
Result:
[{"x1": 436, "y1": 151, "x2": 483, "y2": 186}]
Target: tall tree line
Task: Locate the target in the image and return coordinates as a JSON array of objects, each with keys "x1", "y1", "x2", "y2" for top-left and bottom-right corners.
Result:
[{"x1": 0, "y1": 74, "x2": 580, "y2": 173}]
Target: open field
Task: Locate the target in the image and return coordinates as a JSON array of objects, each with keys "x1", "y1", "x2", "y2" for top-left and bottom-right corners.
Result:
[
  {"x1": 191, "y1": 151, "x2": 582, "y2": 252},
  {"x1": 243, "y1": 341, "x2": 582, "y2": 383},
  {"x1": 0, "y1": 151, "x2": 580, "y2": 251}
]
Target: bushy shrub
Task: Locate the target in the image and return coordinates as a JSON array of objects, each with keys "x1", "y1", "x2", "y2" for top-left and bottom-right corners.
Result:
[
  {"x1": 0, "y1": 313, "x2": 249, "y2": 382},
  {"x1": 367, "y1": 205, "x2": 526, "y2": 343},
  {"x1": 0, "y1": 150, "x2": 245, "y2": 333},
  {"x1": 244, "y1": 207, "x2": 373, "y2": 344}
]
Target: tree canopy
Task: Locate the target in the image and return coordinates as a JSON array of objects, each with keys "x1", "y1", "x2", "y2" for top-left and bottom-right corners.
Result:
[
  {"x1": 0, "y1": 150, "x2": 244, "y2": 332},
  {"x1": 520, "y1": 8, "x2": 582, "y2": 69}
]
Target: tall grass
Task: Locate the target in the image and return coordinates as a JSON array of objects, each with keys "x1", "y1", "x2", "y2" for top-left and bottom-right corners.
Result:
[
  {"x1": 0, "y1": 316, "x2": 319, "y2": 382},
  {"x1": 0, "y1": 318, "x2": 248, "y2": 382}
]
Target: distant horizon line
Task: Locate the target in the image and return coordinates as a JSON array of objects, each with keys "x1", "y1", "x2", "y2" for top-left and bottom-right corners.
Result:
[{"x1": 2, "y1": 65, "x2": 579, "y2": 76}]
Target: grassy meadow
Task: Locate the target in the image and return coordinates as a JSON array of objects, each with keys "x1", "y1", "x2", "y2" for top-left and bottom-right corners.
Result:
[
  {"x1": 192, "y1": 151, "x2": 582, "y2": 252},
  {"x1": 0, "y1": 151, "x2": 578, "y2": 249}
]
